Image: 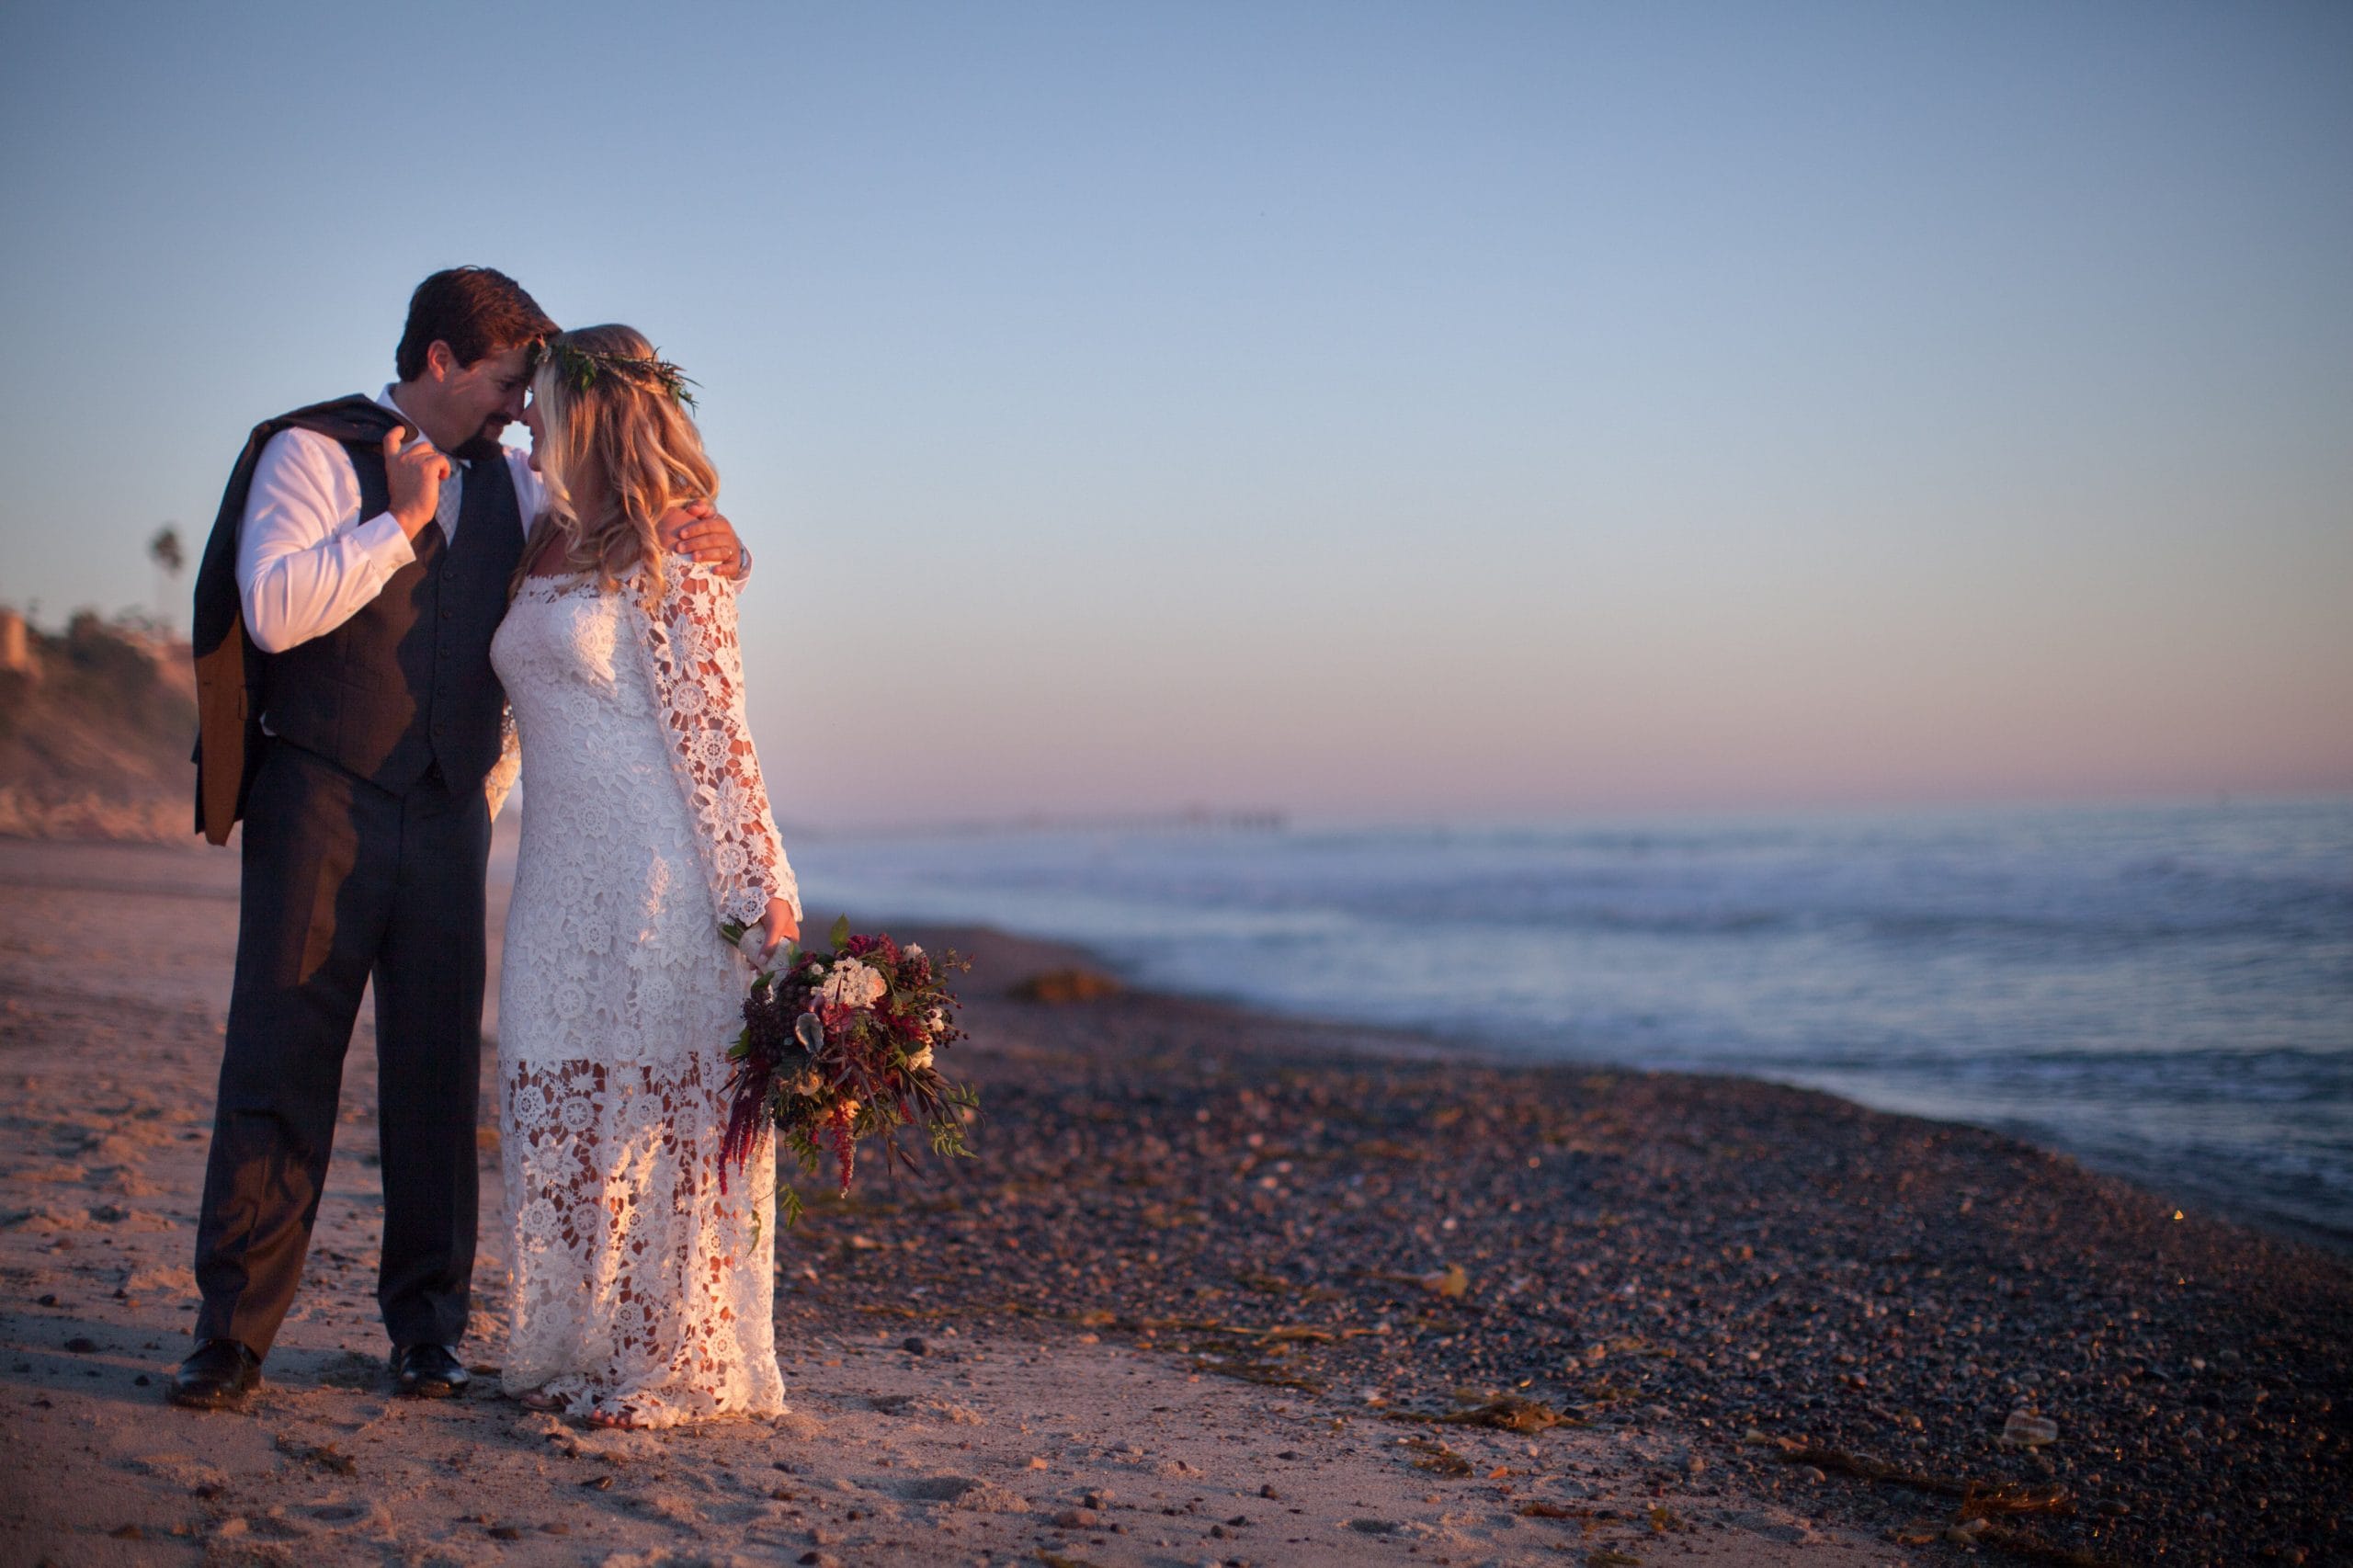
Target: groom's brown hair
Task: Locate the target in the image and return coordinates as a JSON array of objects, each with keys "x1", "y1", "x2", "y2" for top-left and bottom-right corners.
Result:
[{"x1": 395, "y1": 266, "x2": 558, "y2": 381}]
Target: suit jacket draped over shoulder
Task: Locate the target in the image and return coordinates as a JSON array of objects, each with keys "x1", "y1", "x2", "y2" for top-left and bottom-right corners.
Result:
[{"x1": 189, "y1": 395, "x2": 407, "y2": 844}]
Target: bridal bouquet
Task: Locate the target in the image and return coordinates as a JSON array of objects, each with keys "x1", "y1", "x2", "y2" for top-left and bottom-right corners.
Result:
[{"x1": 717, "y1": 915, "x2": 978, "y2": 1224}]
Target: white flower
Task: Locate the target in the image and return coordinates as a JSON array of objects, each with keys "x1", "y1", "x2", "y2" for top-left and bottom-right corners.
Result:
[
  {"x1": 820, "y1": 956, "x2": 887, "y2": 1010},
  {"x1": 904, "y1": 944, "x2": 924, "y2": 960},
  {"x1": 926, "y1": 1007, "x2": 947, "y2": 1035},
  {"x1": 904, "y1": 1046, "x2": 934, "y2": 1072}
]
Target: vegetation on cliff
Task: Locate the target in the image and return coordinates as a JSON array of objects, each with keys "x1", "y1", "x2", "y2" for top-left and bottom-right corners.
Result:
[{"x1": 0, "y1": 608, "x2": 197, "y2": 841}]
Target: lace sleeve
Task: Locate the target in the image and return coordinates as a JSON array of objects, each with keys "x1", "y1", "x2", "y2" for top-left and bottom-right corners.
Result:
[
  {"x1": 635, "y1": 558, "x2": 800, "y2": 929},
  {"x1": 484, "y1": 703, "x2": 520, "y2": 820}
]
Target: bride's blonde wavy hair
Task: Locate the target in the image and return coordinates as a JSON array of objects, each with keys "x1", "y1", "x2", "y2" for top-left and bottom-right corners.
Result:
[{"x1": 513, "y1": 324, "x2": 717, "y2": 602}]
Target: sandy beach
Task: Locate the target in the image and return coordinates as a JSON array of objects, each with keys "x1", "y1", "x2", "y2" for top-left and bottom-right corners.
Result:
[{"x1": 1, "y1": 835, "x2": 2346, "y2": 1568}]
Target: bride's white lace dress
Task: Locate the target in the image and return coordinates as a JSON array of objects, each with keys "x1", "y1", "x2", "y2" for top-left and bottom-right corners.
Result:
[{"x1": 487, "y1": 558, "x2": 798, "y2": 1426}]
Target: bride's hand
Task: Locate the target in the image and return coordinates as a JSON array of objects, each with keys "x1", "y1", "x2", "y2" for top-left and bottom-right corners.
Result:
[{"x1": 757, "y1": 899, "x2": 800, "y2": 967}]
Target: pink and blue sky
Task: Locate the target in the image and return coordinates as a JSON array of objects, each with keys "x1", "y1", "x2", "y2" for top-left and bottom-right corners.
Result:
[{"x1": 2, "y1": 2, "x2": 2347, "y2": 824}]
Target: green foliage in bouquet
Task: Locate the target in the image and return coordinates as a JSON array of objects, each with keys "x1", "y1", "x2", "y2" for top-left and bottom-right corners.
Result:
[{"x1": 719, "y1": 915, "x2": 978, "y2": 1227}]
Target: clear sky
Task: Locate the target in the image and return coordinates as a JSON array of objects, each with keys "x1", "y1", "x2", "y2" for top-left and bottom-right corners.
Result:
[{"x1": 3, "y1": 1, "x2": 2347, "y2": 825}]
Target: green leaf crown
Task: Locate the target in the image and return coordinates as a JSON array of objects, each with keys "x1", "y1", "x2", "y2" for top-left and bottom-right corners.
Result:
[{"x1": 537, "y1": 340, "x2": 699, "y2": 409}]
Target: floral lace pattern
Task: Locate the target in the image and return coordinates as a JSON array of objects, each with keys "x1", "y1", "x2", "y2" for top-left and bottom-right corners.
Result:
[
  {"x1": 635, "y1": 562, "x2": 797, "y2": 931},
  {"x1": 500, "y1": 1056, "x2": 776, "y2": 1425},
  {"x1": 486, "y1": 560, "x2": 795, "y2": 1425}
]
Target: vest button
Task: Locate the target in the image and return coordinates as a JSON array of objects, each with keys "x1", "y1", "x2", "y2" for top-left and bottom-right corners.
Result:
[{"x1": 440, "y1": 608, "x2": 455, "y2": 620}]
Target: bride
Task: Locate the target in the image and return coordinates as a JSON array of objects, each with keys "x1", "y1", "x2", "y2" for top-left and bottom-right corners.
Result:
[{"x1": 488, "y1": 324, "x2": 800, "y2": 1427}]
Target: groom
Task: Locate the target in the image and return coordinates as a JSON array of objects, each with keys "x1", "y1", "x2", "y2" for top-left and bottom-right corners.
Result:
[{"x1": 176, "y1": 267, "x2": 746, "y2": 1409}]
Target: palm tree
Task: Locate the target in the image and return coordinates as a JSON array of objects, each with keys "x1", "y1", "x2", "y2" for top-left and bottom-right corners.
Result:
[{"x1": 148, "y1": 525, "x2": 184, "y2": 633}]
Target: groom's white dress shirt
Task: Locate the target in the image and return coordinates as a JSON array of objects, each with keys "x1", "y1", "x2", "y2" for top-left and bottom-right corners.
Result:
[{"x1": 234, "y1": 387, "x2": 545, "y2": 654}]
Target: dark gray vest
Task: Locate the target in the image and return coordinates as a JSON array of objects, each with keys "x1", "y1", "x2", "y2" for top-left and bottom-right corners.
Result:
[{"x1": 259, "y1": 442, "x2": 522, "y2": 795}]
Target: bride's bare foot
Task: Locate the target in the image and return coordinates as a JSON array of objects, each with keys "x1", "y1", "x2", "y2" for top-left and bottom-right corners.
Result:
[
  {"x1": 586, "y1": 1403, "x2": 644, "y2": 1430},
  {"x1": 517, "y1": 1390, "x2": 562, "y2": 1412}
]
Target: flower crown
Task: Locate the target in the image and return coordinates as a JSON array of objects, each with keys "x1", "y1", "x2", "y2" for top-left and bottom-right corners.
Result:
[{"x1": 537, "y1": 339, "x2": 699, "y2": 409}]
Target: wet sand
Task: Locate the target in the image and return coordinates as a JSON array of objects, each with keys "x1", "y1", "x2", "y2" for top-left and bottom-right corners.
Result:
[{"x1": 0, "y1": 835, "x2": 2345, "y2": 1566}]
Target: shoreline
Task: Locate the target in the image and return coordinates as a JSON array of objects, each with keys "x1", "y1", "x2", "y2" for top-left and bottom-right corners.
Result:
[
  {"x1": 787, "y1": 796, "x2": 2353, "y2": 1256},
  {"x1": 813, "y1": 900, "x2": 2353, "y2": 1260},
  {"x1": 0, "y1": 837, "x2": 2345, "y2": 1565},
  {"x1": 800, "y1": 915, "x2": 2353, "y2": 1566}
]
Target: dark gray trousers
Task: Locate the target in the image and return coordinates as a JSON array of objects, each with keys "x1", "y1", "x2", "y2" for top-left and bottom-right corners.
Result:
[{"x1": 192, "y1": 739, "x2": 489, "y2": 1358}]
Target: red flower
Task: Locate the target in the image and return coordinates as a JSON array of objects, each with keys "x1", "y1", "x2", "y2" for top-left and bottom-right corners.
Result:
[{"x1": 827, "y1": 1099, "x2": 857, "y2": 1191}]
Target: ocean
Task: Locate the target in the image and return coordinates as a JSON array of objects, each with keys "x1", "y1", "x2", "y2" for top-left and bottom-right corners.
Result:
[{"x1": 785, "y1": 799, "x2": 2353, "y2": 1246}]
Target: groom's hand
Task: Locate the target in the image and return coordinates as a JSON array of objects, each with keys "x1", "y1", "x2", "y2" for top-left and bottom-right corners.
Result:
[
  {"x1": 656, "y1": 504, "x2": 749, "y2": 578},
  {"x1": 385, "y1": 427, "x2": 451, "y2": 540}
]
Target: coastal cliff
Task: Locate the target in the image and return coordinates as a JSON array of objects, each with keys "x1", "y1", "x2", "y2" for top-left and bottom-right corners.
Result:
[{"x1": 0, "y1": 607, "x2": 197, "y2": 842}]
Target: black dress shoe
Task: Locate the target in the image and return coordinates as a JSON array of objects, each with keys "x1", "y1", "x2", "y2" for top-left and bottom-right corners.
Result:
[
  {"x1": 393, "y1": 1343, "x2": 470, "y2": 1399},
  {"x1": 168, "y1": 1339, "x2": 261, "y2": 1409}
]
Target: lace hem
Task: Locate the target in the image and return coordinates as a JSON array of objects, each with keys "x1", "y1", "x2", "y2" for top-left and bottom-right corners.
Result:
[{"x1": 499, "y1": 1055, "x2": 784, "y2": 1425}]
